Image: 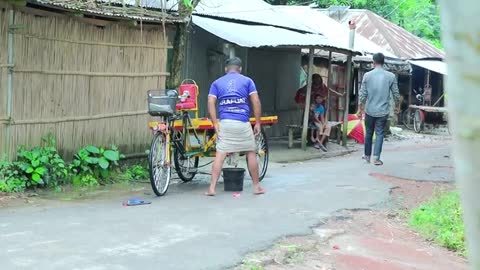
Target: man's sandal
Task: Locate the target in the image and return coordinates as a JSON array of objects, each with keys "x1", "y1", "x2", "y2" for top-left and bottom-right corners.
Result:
[{"x1": 373, "y1": 159, "x2": 384, "y2": 166}]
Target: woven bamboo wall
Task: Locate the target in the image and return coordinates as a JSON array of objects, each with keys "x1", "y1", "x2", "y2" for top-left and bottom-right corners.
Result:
[
  {"x1": 0, "y1": 9, "x2": 8, "y2": 155},
  {"x1": 0, "y1": 8, "x2": 168, "y2": 158}
]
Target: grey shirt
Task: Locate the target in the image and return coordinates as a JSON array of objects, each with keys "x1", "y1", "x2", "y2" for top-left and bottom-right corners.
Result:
[{"x1": 359, "y1": 67, "x2": 400, "y2": 117}]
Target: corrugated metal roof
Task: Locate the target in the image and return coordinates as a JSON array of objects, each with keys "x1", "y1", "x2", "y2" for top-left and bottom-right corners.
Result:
[
  {"x1": 97, "y1": 0, "x2": 177, "y2": 10},
  {"x1": 192, "y1": 15, "x2": 353, "y2": 51},
  {"x1": 276, "y1": 6, "x2": 396, "y2": 58},
  {"x1": 321, "y1": 9, "x2": 445, "y2": 59},
  {"x1": 29, "y1": 0, "x2": 183, "y2": 23},
  {"x1": 409, "y1": 60, "x2": 447, "y2": 75},
  {"x1": 194, "y1": 0, "x2": 315, "y2": 33}
]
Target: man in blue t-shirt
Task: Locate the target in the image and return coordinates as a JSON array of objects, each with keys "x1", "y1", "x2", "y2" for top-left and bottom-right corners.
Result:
[{"x1": 206, "y1": 57, "x2": 265, "y2": 196}]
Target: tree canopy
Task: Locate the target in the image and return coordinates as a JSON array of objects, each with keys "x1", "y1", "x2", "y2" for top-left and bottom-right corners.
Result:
[{"x1": 265, "y1": 0, "x2": 442, "y2": 49}]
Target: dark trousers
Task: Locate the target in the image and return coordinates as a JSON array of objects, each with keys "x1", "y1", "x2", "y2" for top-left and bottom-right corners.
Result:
[{"x1": 364, "y1": 114, "x2": 388, "y2": 159}]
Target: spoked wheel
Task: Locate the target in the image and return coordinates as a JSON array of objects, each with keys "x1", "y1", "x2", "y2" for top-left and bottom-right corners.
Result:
[
  {"x1": 402, "y1": 109, "x2": 414, "y2": 130},
  {"x1": 148, "y1": 132, "x2": 171, "y2": 196},
  {"x1": 247, "y1": 129, "x2": 269, "y2": 181},
  {"x1": 413, "y1": 109, "x2": 424, "y2": 133},
  {"x1": 174, "y1": 149, "x2": 199, "y2": 182}
]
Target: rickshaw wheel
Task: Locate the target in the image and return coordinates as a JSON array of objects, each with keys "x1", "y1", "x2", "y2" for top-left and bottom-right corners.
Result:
[
  {"x1": 413, "y1": 110, "x2": 424, "y2": 133},
  {"x1": 148, "y1": 132, "x2": 171, "y2": 196},
  {"x1": 401, "y1": 109, "x2": 415, "y2": 130},
  {"x1": 174, "y1": 149, "x2": 199, "y2": 182},
  {"x1": 247, "y1": 128, "x2": 269, "y2": 181}
]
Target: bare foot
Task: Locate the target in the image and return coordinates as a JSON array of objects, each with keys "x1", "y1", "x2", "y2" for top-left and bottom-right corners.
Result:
[
  {"x1": 204, "y1": 190, "x2": 216, "y2": 196},
  {"x1": 253, "y1": 186, "x2": 266, "y2": 195}
]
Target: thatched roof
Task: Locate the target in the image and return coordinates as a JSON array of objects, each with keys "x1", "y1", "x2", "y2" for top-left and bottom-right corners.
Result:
[{"x1": 27, "y1": 0, "x2": 185, "y2": 23}]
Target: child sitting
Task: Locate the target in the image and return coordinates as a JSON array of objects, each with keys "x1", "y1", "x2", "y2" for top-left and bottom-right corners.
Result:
[{"x1": 311, "y1": 95, "x2": 331, "y2": 152}]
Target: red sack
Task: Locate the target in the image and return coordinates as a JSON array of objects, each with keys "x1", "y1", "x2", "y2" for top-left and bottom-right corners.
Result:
[{"x1": 295, "y1": 87, "x2": 306, "y2": 104}]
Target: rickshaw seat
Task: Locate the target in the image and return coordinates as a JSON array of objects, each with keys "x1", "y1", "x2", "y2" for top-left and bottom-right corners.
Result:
[
  {"x1": 178, "y1": 82, "x2": 198, "y2": 112},
  {"x1": 176, "y1": 102, "x2": 196, "y2": 110}
]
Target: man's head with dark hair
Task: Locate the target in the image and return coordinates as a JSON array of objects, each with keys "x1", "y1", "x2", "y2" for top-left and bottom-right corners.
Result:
[
  {"x1": 373, "y1": 53, "x2": 385, "y2": 66},
  {"x1": 225, "y1": 57, "x2": 242, "y2": 73},
  {"x1": 312, "y1": 73, "x2": 323, "y2": 86}
]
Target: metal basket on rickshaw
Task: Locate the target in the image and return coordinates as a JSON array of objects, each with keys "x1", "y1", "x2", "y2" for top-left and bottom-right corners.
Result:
[{"x1": 147, "y1": 89, "x2": 177, "y2": 117}]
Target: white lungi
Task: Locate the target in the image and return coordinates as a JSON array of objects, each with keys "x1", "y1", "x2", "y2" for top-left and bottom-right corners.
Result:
[{"x1": 217, "y1": 119, "x2": 256, "y2": 153}]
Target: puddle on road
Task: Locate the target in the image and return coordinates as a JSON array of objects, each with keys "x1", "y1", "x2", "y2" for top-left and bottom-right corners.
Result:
[
  {"x1": 36, "y1": 182, "x2": 151, "y2": 202},
  {"x1": 0, "y1": 182, "x2": 152, "y2": 209}
]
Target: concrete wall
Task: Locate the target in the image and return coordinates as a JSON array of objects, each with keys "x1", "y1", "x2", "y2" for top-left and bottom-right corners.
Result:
[{"x1": 185, "y1": 27, "x2": 303, "y2": 137}]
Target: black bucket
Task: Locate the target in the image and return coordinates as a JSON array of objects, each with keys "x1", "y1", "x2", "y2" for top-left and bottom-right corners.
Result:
[{"x1": 222, "y1": 168, "x2": 245, "y2": 192}]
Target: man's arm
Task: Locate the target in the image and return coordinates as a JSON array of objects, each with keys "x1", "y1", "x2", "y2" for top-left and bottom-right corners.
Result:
[
  {"x1": 358, "y1": 74, "x2": 368, "y2": 112},
  {"x1": 208, "y1": 96, "x2": 218, "y2": 132},
  {"x1": 391, "y1": 75, "x2": 401, "y2": 112},
  {"x1": 328, "y1": 87, "x2": 345, "y2": 96},
  {"x1": 250, "y1": 93, "x2": 262, "y2": 135},
  {"x1": 250, "y1": 93, "x2": 262, "y2": 124},
  {"x1": 247, "y1": 78, "x2": 262, "y2": 130},
  {"x1": 208, "y1": 82, "x2": 219, "y2": 132},
  {"x1": 208, "y1": 96, "x2": 217, "y2": 123}
]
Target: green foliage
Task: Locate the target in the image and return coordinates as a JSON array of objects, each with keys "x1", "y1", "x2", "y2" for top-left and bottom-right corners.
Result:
[
  {"x1": 409, "y1": 191, "x2": 466, "y2": 255},
  {"x1": 1, "y1": 133, "x2": 128, "y2": 193},
  {"x1": 182, "y1": 0, "x2": 194, "y2": 9},
  {"x1": 122, "y1": 164, "x2": 149, "y2": 181},
  {"x1": 72, "y1": 174, "x2": 99, "y2": 188},
  {"x1": 17, "y1": 133, "x2": 68, "y2": 188},
  {"x1": 0, "y1": 158, "x2": 27, "y2": 192},
  {"x1": 70, "y1": 145, "x2": 124, "y2": 180},
  {"x1": 241, "y1": 262, "x2": 265, "y2": 270}
]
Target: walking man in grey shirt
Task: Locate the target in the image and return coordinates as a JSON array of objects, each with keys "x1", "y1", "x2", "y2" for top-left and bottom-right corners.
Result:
[{"x1": 358, "y1": 53, "x2": 400, "y2": 165}]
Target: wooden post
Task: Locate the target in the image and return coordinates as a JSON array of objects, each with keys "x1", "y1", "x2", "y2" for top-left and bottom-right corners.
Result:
[
  {"x1": 407, "y1": 74, "x2": 412, "y2": 116},
  {"x1": 439, "y1": 1, "x2": 480, "y2": 268},
  {"x1": 342, "y1": 55, "x2": 352, "y2": 146},
  {"x1": 326, "y1": 51, "x2": 332, "y2": 121},
  {"x1": 301, "y1": 47, "x2": 314, "y2": 150},
  {"x1": 288, "y1": 127, "x2": 293, "y2": 149},
  {"x1": 243, "y1": 47, "x2": 248, "y2": 75},
  {"x1": 342, "y1": 20, "x2": 356, "y2": 146}
]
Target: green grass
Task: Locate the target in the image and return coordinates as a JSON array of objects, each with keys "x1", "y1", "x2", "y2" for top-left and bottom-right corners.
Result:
[
  {"x1": 241, "y1": 262, "x2": 264, "y2": 270},
  {"x1": 409, "y1": 191, "x2": 466, "y2": 255}
]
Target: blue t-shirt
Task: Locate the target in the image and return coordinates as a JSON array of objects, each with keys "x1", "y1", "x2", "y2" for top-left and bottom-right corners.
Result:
[
  {"x1": 208, "y1": 72, "x2": 258, "y2": 122},
  {"x1": 314, "y1": 104, "x2": 325, "y2": 116}
]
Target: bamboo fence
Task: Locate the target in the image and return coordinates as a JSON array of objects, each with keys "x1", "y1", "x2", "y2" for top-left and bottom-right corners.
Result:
[
  {"x1": 0, "y1": 8, "x2": 168, "y2": 158},
  {"x1": 0, "y1": 8, "x2": 7, "y2": 155}
]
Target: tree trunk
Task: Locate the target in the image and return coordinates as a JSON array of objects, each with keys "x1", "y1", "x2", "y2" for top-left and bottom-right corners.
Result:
[
  {"x1": 439, "y1": 1, "x2": 480, "y2": 268},
  {"x1": 166, "y1": 0, "x2": 200, "y2": 89},
  {"x1": 167, "y1": 23, "x2": 187, "y2": 89}
]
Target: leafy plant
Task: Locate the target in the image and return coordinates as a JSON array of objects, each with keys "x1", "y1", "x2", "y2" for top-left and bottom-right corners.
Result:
[
  {"x1": 72, "y1": 174, "x2": 99, "y2": 188},
  {"x1": 70, "y1": 145, "x2": 124, "y2": 179},
  {"x1": 409, "y1": 191, "x2": 466, "y2": 255},
  {"x1": 0, "y1": 158, "x2": 27, "y2": 193},
  {"x1": 123, "y1": 164, "x2": 149, "y2": 181},
  {"x1": 241, "y1": 262, "x2": 265, "y2": 270},
  {"x1": 17, "y1": 133, "x2": 68, "y2": 187}
]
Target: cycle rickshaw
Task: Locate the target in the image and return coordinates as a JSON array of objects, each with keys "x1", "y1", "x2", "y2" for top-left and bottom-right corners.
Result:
[{"x1": 147, "y1": 80, "x2": 278, "y2": 196}]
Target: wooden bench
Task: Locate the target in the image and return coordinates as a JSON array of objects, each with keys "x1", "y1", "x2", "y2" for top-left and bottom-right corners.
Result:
[{"x1": 287, "y1": 121, "x2": 342, "y2": 148}]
